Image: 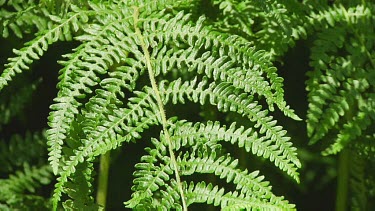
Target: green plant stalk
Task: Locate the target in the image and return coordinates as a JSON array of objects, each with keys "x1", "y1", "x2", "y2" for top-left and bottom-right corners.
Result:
[
  {"x1": 132, "y1": 6, "x2": 187, "y2": 211},
  {"x1": 336, "y1": 148, "x2": 349, "y2": 211},
  {"x1": 96, "y1": 151, "x2": 111, "y2": 210}
]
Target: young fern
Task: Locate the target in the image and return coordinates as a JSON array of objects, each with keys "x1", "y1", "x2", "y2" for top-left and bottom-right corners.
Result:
[{"x1": 1, "y1": 0, "x2": 302, "y2": 210}]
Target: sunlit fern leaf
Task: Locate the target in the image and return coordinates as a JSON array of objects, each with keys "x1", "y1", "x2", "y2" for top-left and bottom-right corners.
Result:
[
  {"x1": 0, "y1": 5, "x2": 89, "y2": 93},
  {"x1": 185, "y1": 181, "x2": 295, "y2": 210},
  {"x1": 143, "y1": 13, "x2": 300, "y2": 118},
  {"x1": 1, "y1": 0, "x2": 302, "y2": 209},
  {"x1": 47, "y1": 2, "x2": 133, "y2": 175},
  {"x1": 125, "y1": 137, "x2": 173, "y2": 208},
  {"x1": 160, "y1": 79, "x2": 301, "y2": 181},
  {"x1": 179, "y1": 151, "x2": 293, "y2": 209},
  {"x1": 127, "y1": 132, "x2": 295, "y2": 210},
  {"x1": 52, "y1": 87, "x2": 160, "y2": 207}
]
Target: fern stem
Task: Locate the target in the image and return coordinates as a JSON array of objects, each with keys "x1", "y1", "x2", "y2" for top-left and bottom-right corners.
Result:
[
  {"x1": 336, "y1": 148, "x2": 349, "y2": 211},
  {"x1": 132, "y1": 6, "x2": 188, "y2": 211},
  {"x1": 96, "y1": 151, "x2": 110, "y2": 210}
]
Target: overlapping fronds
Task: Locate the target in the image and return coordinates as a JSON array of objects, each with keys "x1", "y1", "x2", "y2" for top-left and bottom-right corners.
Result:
[
  {"x1": 305, "y1": 2, "x2": 375, "y2": 155},
  {"x1": 211, "y1": 0, "x2": 308, "y2": 57},
  {"x1": 0, "y1": 131, "x2": 53, "y2": 210},
  {"x1": 0, "y1": 0, "x2": 50, "y2": 38},
  {"x1": 126, "y1": 132, "x2": 295, "y2": 210},
  {"x1": 1, "y1": 0, "x2": 302, "y2": 210},
  {"x1": 301, "y1": 2, "x2": 375, "y2": 210}
]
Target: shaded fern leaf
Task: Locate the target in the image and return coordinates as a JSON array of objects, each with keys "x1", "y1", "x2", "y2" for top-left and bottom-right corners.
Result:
[
  {"x1": 303, "y1": 2, "x2": 375, "y2": 210},
  {"x1": 0, "y1": 130, "x2": 47, "y2": 173},
  {"x1": 348, "y1": 150, "x2": 367, "y2": 211},
  {"x1": 0, "y1": 78, "x2": 40, "y2": 129},
  {"x1": 0, "y1": 164, "x2": 53, "y2": 210},
  {"x1": 211, "y1": 0, "x2": 308, "y2": 57},
  {"x1": 62, "y1": 161, "x2": 98, "y2": 210},
  {"x1": 0, "y1": 0, "x2": 50, "y2": 38},
  {"x1": 306, "y1": 2, "x2": 375, "y2": 155}
]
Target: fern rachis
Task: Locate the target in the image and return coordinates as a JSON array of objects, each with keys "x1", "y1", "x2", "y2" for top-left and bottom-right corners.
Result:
[{"x1": 12, "y1": 0, "x2": 375, "y2": 210}]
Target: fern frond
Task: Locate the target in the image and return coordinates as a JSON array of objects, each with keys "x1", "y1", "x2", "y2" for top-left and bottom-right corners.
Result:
[
  {"x1": 322, "y1": 95, "x2": 375, "y2": 155},
  {"x1": 179, "y1": 151, "x2": 293, "y2": 209},
  {"x1": 0, "y1": 164, "x2": 53, "y2": 209},
  {"x1": 127, "y1": 131, "x2": 295, "y2": 210},
  {"x1": 0, "y1": 0, "x2": 49, "y2": 38},
  {"x1": 0, "y1": 5, "x2": 90, "y2": 93},
  {"x1": 186, "y1": 181, "x2": 294, "y2": 210},
  {"x1": 52, "y1": 87, "x2": 160, "y2": 208},
  {"x1": 354, "y1": 134, "x2": 375, "y2": 159},
  {"x1": 348, "y1": 150, "x2": 367, "y2": 210},
  {"x1": 140, "y1": 11, "x2": 297, "y2": 115},
  {"x1": 170, "y1": 118, "x2": 300, "y2": 181},
  {"x1": 306, "y1": 3, "x2": 375, "y2": 154},
  {"x1": 125, "y1": 137, "x2": 173, "y2": 208},
  {"x1": 307, "y1": 4, "x2": 373, "y2": 29},
  {"x1": 46, "y1": 3, "x2": 133, "y2": 175},
  {"x1": 0, "y1": 130, "x2": 47, "y2": 173},
  {"x1": 0, "y1": 0, "x2": 303, "y2": 209},
  {"x1": 160, "y1": 78, "x2": 301, "y2": 181},
  {"x1": 62, "y1": 161, "x2": 98, "y2": 210},
  {"x1": 211, "y1": 0, "x2": 308, "y2": 57}
]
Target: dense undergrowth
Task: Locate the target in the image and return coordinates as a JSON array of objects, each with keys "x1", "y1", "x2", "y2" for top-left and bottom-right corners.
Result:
[{"x1": 0, "y1": 0, "x2": 374, "y2": 210}]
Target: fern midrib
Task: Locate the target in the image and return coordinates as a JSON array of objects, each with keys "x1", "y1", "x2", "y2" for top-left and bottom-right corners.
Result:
[
  {"x1": 132, "y1": 6, "x2": 187, "y2": 211},
  {"x1": 144, "y1": 27, "x2": 297, "y2": 117}
]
